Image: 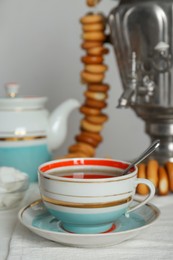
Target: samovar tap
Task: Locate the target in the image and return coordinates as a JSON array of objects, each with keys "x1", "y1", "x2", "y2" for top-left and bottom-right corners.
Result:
[{"x1": 117, "y1": 52, "x2": 137, "y2": 108}]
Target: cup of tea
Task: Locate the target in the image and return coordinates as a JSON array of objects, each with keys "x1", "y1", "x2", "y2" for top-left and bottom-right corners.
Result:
[{"x1": 38, "y1": 158, "x2": 155, "y2": 234}]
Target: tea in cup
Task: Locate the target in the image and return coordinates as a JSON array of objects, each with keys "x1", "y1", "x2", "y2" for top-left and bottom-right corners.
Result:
[{"x1": 38, "y1": 158, "x2": 155, "y2": 234}]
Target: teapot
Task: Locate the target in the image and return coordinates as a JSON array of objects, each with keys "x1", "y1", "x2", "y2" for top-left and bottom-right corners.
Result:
[{"x1": 0, "y1": 83, "x2": 80, "y2": 182}]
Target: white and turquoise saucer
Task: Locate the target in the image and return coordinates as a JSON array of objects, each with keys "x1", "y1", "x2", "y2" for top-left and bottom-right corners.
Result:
[{"x1": 18, "y1": 199, "x2": 160, "y2": 248}]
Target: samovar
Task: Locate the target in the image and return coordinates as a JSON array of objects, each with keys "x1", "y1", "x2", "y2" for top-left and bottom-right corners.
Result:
[{"x1": 108, "y1": 0, "x2": 173, "y2": 164}]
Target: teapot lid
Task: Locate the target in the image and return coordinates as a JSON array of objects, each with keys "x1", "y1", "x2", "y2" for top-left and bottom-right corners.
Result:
[{"x1": 0, "y1": 83, "x2": 47, "y2": 110}]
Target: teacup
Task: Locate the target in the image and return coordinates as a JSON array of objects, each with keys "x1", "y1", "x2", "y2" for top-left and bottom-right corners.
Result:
[{"x1": 38, "y1": 158, "x2": 155, "y2": 234}]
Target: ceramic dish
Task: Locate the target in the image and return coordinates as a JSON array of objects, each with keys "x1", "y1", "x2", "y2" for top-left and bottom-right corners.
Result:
[
  {"x1": 0, "y1": 169, "x2": 29, "y2": 210},
  {"x1": 18, "y1": 199, "x2": 160, "y2": 248}
]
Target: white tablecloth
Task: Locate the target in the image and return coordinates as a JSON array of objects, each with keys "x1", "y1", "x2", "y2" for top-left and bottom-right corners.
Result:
[
  {"x1": 0, "y1": 207, "x2": 19, "y2": 260},
  {"x1": 0, "y1": 184, "x2": 40, "y2": 260},
  {"x1": 2, "y1": 184, "x2": 173, "y2": 260}
]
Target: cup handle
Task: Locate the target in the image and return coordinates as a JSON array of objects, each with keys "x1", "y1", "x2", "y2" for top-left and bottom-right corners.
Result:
[{"x1": 127, "y1": 178, "x2": 155, "y2": 214}]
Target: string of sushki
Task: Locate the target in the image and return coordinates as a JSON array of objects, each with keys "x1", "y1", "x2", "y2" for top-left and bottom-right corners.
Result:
[{"x1": 59, "y1": 0, "x2": 110, "y2": 159}]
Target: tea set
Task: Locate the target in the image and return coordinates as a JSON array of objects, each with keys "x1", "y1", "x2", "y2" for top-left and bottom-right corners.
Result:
[
  {"x1": 18, "y1": 157, "x2": 160, "y2": 247},
  {"x1": 38, "y1": 157, "x2": 156, "y2": 234},
  {"x1": 0, "y1": 83, "x2": 160, "y2": 247}
]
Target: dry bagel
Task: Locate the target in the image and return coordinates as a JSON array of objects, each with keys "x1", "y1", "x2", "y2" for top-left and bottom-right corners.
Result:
[
  {"x1": 81, "y1": 41, "x2": 102, "y2": 50},
  {"x1": 137, "y1": 164, "x2": 149, "y2": 195},
  {"x1": 165, "y1": 161, "x2": 173, "y2": 192},
  {"x1": 68, "y1": 142, "x2": 95, "y2": 157},
  {"x1": 82, "y1": 32, "x2": 106, "y2": 42},
  {"x1": 81, "y1": 119, "x2": 103, "y2": 133},
  {"x1": 85, "y1": 114, "x2": 108, "y2": 124},
  {"x1": 158, "y1": 166, "x2": 169, "y2": 195},
  {"x1": 84, "y1": 91, "x2": 107, "y2": 101},
  {"x1": 81, "y1": 71, "x2": 105, "y2": 83},
  {"x1": 85, "y1": 64, "x2": 108, "y2": 73},
  {"x1": 80, "y1": 131, "x2": 103, "y2": 142},
  {"x1": 80, "y1": 14, "x2": 104, "y2": 24},
  {"x1": 75, "y1": 133, "x2": 99, "y2": 147},
  {"x1": 81, "y1": 55, "x2": 104, "y2": 64},
  {"x1": 82, "y1": 23, "x2": 105, "y2": 32},
  {"x1": 86, "y1": 0, "x2": 101, "y2": 7},
  {"x1": 146, "y1": 159, "x2": 159, "y2": 188},
  {"x1": 88, "y1": 83, "x2": 110, "y2": 92},
  {"x1": 85, "y1": 98, "x2": 107, "y2": 109},
  {"x1": 87, "y1": 46, "x2": 109, "y2": 56},
  {"x1": 80, "y1": 105, "x2": 101, "y2": 116}
]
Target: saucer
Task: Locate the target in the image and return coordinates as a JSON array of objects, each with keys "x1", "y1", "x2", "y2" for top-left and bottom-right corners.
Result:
[{"x1": 18, "y1": 199, "x2": 160, "y2": 248}]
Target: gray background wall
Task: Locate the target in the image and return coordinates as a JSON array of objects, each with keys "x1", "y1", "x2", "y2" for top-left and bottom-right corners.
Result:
[{"x1": 0, "y1": 0, "x2": 149, "y2": 161}]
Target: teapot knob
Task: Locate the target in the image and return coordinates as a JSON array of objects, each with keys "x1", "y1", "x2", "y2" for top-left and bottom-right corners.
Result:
[{"x1": 5, "y1": 82, "x2": 20, "y2": 98}]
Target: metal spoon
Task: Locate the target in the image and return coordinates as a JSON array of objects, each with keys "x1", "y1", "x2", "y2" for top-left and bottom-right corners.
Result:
[{"x1": 122, "y1": 139, "x2": 160, "y2": 176}]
